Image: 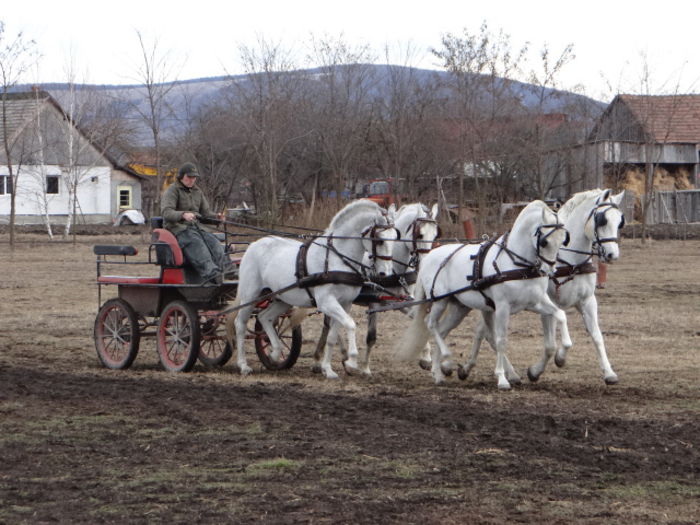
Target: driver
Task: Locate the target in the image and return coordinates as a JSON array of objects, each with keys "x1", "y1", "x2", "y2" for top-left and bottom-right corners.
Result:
[{"x1": 160, "y1": 162, "x2": 227, "y2": 284}]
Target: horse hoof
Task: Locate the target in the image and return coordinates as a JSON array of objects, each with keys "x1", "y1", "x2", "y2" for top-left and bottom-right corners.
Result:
[
  {"x1": 497, "y1": 382, "x2": 512, "y2": 391},
  {"x1": 343, "y1": 363, "x2": 360, "y2": 376},
  {"x1": 323, "y1": 370, "x2": 339, "y2": 380},
  {"x1": 239, "y1": 365, "x2": 253, "y2": 376},
  {"x1": 457, "y1": 366, "x2": 467, "y2": 381},
  {"x1": 440, "y1": 361, "x2": 455, "y2": 376},
  {"x1": 604, "y1": 374, "x2": 619, "y2": 385},
  {"x1": 311, "y1": 363, "x2": 323, "y2": 374},
  {"x1": 527, "y1": 367, "x2": 540, "y2": 383},
  {"x1": 509, "y1": 375, "x2": 522, "y2": 386},
  {"x1": 418, "y1": 359, "x2": 431, "y2": 371},
  {"x1": 554, "y1": 354, "x2": 566, "y2": 368}
]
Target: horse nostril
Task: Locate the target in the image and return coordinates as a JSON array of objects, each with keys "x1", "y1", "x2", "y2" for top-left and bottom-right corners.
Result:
[{"x1": 379, "y1": 272, "x2": 387, "y2": 277}]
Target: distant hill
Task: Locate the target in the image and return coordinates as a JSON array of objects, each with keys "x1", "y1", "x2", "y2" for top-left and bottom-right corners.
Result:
[{"x1": 19, "y1": 65, "x2": 607, "y2": 147}]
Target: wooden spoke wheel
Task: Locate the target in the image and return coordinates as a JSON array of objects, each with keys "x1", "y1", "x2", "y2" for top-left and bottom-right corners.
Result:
[
  {"x1": 254, "y1": 316, "x2": 302, "y2": 370},
  {"x1": 94, "y1": 298, "x2": 140, "y2": 370},
  {"x1": 157, "y1": 300, "x2": 200, "y2": 372},
  {"x1": 198, "y1": 314, "x2": 232, "y2": 367}
]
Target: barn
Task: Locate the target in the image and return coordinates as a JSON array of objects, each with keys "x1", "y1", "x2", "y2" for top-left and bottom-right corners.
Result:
[
  {"x1": 0, "y1": 90, "x2": 146, "y2": 225},
  {"x1": 548, "y1": 94, "x2": 700, "y2": 222}
]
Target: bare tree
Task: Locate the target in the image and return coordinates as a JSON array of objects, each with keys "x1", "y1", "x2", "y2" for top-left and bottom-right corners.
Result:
[
  {"x1": 370, "y1": 43, "x2": 448, "y2": 201},
  {"x1": 306, "y1": 34, "x2": 377, "y2": 207},
  {"x1": 0, "y1": 21, "x2": 39, "y2": 247},
  {"x1": 431, "y1": 22, "x2": 528, "y2": 227},
  {"x1": 130, "y1": 30, "x2": 181, "y2": 214},
  {"x1": 229, "y1": 37, "x2": 308, "y2": 222}
]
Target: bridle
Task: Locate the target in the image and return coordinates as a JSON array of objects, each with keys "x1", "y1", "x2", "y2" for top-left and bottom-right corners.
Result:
[
  {"x1": 408, "y1": 217, "x2": 441, "y2": 257},
  {"x1": 534, "y1": 221, "x2": 569, "y2": 267},
  {"x1": 589, "y1": 202, "x2": 625, "y2": 257},
  {"x1": 556, "y1": 198, "x2": 625, "y2": 266},
  {"x1": 361, "y1": 223, "x2": 400, "y2": 268}
]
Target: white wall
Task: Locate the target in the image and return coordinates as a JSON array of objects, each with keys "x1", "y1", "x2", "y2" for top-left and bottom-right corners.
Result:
[{"x1": 0, "y1": 164, "x2": 112, "y2": 217}]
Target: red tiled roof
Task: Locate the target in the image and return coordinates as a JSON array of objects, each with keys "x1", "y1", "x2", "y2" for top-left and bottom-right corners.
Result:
[{"x1": 619, "y1": 94, "x2": 700, "y2": 143}]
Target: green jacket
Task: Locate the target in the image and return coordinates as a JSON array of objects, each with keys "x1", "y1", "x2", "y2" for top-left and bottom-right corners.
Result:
[{"x1": 160, "y1": 180, "x2": 217, "y2": 235}]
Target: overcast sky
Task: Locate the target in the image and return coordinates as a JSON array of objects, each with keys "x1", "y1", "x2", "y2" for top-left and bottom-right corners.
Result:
[{"x1": 3, "y1": 0, "x2": 699, "y2": 102}]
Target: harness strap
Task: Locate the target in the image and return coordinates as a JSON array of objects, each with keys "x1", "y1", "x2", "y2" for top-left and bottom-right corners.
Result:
[
  {"x1": 550, "y1": 261, "x2": 597, "y2": 295},
  {"x1": 430, "y1": 244, "x2": 469, "y2": 301}
]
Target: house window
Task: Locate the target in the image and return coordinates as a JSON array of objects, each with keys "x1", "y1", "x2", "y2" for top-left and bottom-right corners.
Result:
[
  {"x1": 118, "y1": 186, "x2": 132, "y2": 209},
  {"x1": 46, "y1": 175, "x2": 60, "y2": 194},
  {"x1": 0, "y1": 175, "x2": 12, "y2": 195}
]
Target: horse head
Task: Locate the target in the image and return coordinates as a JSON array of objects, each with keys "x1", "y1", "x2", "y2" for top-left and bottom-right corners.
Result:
[
  {"x1": 361, "y1": 219, "x2": 399, "y2": 278},
  {"x1": 328, "y1": 199, "x2": 397, "y2": 278},
  {"x1": 511, "y1": 201, "x2": 568, "y2": 276},
  {"x1": 535, "y1": 205, "x2": 569, "y2": 275},
  {"x1": 395, "y1": 203, "x2": 440, "y2": 269},
  {"x1": 584, "y1": 189, "x2": 625, "y2": 263}
]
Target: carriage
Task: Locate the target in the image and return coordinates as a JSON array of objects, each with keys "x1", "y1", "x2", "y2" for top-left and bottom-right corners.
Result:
[{"x1": 92, "y1": 219, "x2": 303, "y2": 373}]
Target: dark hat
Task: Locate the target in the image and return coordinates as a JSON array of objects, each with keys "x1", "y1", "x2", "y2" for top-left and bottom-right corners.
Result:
[{"x1": 178, "y1": 162, "x2": 199, "y2": 179}]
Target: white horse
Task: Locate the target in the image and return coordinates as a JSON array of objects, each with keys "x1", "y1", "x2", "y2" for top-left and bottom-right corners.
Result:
[
  {"x1": 398, "y1": 200, "x2": 569, "y2": 390},
  {"x1": 226, "y1": 199, "x2": 398, "y2": 378},
  {"x1": 360, "y1": 202, "x2": 440, "y2": 375},
  {"x1": 527, "y1": 188, "x2": 626, "y2": 384},
  {"x1": 462, "y1": 189, "x2": 626, "y2": 386}
]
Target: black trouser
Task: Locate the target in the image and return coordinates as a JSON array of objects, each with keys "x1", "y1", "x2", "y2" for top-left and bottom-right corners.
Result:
[{"x1": 176, "y1": 226, "x2": 226, "y2": 282}]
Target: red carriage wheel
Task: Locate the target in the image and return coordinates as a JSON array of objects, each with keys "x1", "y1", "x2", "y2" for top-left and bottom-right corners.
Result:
[
  {"x1": 157, "y1": 300, "x2": 200, "y2": 372},
  {"x1": 94, "y1": 298, "x2": 140, "y2": 370},
  {"x1": 254, "y1": 317, "x2": 302, "y2": 370},
  {"x1": 198, "y1": 314, "x2": 232, "y2": 367}
]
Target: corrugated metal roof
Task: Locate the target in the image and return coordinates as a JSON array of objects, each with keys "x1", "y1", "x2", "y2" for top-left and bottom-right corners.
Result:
[
  {"x1": 0, "y1": 91, "x2": 52, "y2": 145},
  {"x1": 618, "y1": 94, "x2": 700, "y2": 143}
]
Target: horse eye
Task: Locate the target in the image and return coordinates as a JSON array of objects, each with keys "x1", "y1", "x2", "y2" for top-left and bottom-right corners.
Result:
[
  {"x1": 376, "y1": 240, "x2": 383, "y2": 246},
  {"x1": 416, "y1": 234, "x2": 423, "y2": 240},
  {"x1": 539, "y1": 239, "x2": 548, "y2": 248}
]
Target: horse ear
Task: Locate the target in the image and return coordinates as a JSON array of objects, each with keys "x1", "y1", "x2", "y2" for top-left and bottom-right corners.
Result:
[
  {"x1": 388, "y1": 203, "x2": 396, "y2": 214},
  {"x1": 602, "y1": 188, "x2": 612, "y2": 202},
  {"x1": 612, "y1": 190, "x2": 625, "y2": 206},
  {"x1": 431, "y1": 203, "x2": 439, "y2": 220}
]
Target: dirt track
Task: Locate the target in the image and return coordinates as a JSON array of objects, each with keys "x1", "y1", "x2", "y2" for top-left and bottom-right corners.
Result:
[{"x1": 1, "y1": 235, "x2": 698, "y2": 524}]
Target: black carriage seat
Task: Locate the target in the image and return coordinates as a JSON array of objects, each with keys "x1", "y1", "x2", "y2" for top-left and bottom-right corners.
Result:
[{"x1": 94, "y1": 245, "x2": 161, "y2": 285}]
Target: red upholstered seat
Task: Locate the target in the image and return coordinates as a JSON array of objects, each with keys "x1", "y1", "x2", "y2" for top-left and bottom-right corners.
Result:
[{"x1": 152, "y1": 228, "x2": 184, "y2": 266}]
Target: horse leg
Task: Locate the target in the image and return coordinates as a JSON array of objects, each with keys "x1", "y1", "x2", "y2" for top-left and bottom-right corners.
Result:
[
  {"x1": 580, "y1": 295, "x2": 618, "y2": 384},
  {"x1": 526, "y1": 297, "x2": 567, "y2": 382},
  {"x1": 527, "y1": 313, "x2": 557, "y2": 382},
  {"x1": 257, "y1": 301, "x2": 291, "y2": 364},
  {"x1": 424, "y1": 299, "x2": 453, "y2": 384},
  {"x1": 321, "y1": 301, "x2": 361, "y2": 377},
  {"x1": 554, "y1": 309, "x2": 574, "y2": 368},
  {"x1": 233, "y1": 304, "x2": 256, "y2": 375},
  {"x1": 491, "y1": 305, "x2": 513, "y2": 390},
  {"x1": 319, "y1": 318, "x2": 341, "y2": 379},
  {"x1": 361, "y1": 307, "x2": 378, "y2": 376},
  {"x1": 435, "y1": 300, "x2": 469, "y2": 376},
  {"x1": 312, "y1": 315, "x2": 331, "y2": 374}
]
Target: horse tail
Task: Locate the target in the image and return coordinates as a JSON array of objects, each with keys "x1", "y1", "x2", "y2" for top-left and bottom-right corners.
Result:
[
  {"x1": 224, "y1": 295, "x2": 242, "y2": 344},
  {"x1": 396, "y1": 282, "x2": 431, "y2": 361}
]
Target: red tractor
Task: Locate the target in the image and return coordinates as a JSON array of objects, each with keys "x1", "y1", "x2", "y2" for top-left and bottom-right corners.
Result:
[{"x1": 359, "y1": 178, "x2": 403, "y2": 207}]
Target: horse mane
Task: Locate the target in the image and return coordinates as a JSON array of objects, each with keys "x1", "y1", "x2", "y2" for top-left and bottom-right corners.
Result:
[
  {"x1": 326, "y1": 199, "x2": 382, "y2": 232},
  {"x1": 520, "y1": 199, "x2": 548, "y2": 216},
  {"x1": 558, "y1": 189, "x2": 604, "y2": 220}
]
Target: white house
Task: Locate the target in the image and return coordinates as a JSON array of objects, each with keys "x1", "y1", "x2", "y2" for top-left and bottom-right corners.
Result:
[{"x1": 0, "y1": 90, "x2": 146, "y2": 225}]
